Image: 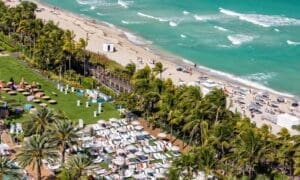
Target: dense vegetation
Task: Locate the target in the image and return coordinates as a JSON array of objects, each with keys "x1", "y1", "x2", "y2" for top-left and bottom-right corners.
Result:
[
  {"x1": 116, "y1": 65, "x2": 300, "y2": 179},
  {"x1": 0, "y1": 1, "x2": 132, "y2": 90}
]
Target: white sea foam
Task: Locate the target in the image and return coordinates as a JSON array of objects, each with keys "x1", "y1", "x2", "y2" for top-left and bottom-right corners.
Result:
[
  {"x1": 214, "y1": 25, "x2": 229, "y2": 32},
  {"x1": 118, "y1": 0, "x2": 132, "y2": 9},
  {"x1": 169, "y1": 21, "x2": 178, "y2": 27},
  {"x1": 195, "y1": 64, "x2": 294, "y2": 97},
  {"x1": 220, "y1": 8, "x2": 300, "y2": 27},
  {"x1": 96, "y1": 12, "x2": 104, "y2": 16},
  {"x1": 121, "y1": 20, "x2": 143, "y2": 25},
  {"x1": 287, "y1": 40, "x2": 300, "y2": 46},
  {"x1": 194, "y1": 15, "x2": 217, "y2": 22},
  {"x1": 183, "y1": 11, "x2": 190, "y2": 15},
  {"x1": 217, "y1": 44, "x2": 231, "y2": 48},
  {"x1": 90, "y1": 5, "x2": 96, "y2": 10},
  {"x1": 274, "y1": 28, "x2": 280, "y2": 32},
  {"x1": 180, "y1": 34, "x2": 187, "y2": 38},
  {"x1": 137, "y1": 12, "x2": 168, "y2": 22},
  {"x1": 227, "y1": 34, "x2": 254, "y2": 45},
  {"x1": 76, "y1": 0, "x2": 89, "y2": 5},
  {"x1": 123, "y1": 32, "x2": 149, "y2": 45},
  {"x1": 243, "y1": 72, "x2": 277, "y2": 85}
]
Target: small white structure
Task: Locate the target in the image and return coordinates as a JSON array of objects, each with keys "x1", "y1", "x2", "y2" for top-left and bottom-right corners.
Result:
[
  {"x1": 78, "y1": 119, "x2": 84, "y2": 129},
  {"x1": 103, "y1": 43, "x2": 115, "y2": 53},
  {"x1": 277, "y1": 113, "x2": 300, "y2": 131},
  {"x1": 77, "y1": 100, "x2": 81, "y2": 107}
]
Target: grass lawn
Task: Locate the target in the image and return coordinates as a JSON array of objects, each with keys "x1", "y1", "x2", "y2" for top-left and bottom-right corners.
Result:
[{"x1": 0, "y1": 56, "x2": 120, "y2": 124}]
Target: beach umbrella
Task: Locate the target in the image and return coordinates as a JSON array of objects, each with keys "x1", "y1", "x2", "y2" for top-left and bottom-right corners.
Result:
[
  {"x1": 131, "y1": 121, "x2": 140, "y2": 125},
  {"x1": 127, "y1": 153, "x2": 136, "y2": 159},
  {"x1": 134, "y1": 125, "x2": 143, "y2": 131},
  {"x1": 133, "y1": 173, "x2": 147, "y2": 180},
  {"x1": 112, "y1": 156, "x2": 125, "y2": 166},
  {"x1": 116, "y1": 149, "x2": 126, "y2": 155},
  {"x1": 125, "y1": 145, "x2": 137, "y2": 151},
  {"x1": 157, "y1": 133, "x2": 167, "y2": 139},
  {"x1": 135, "y1": 151, "x2": 144, "y2": 156}
]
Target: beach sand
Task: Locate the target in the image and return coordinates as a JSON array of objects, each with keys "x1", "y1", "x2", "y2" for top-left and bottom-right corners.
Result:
[{"x1": 4, "y1": 0, "x2": 300, "y2": 135}]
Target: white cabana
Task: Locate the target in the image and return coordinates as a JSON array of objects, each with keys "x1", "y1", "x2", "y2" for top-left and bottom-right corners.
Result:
[
  {"x1": 103, "y1": 43, "x2": 115, "y2": 53},
  {"x1": 276, "y1": 113, "x2": 300, "y2": 131}
]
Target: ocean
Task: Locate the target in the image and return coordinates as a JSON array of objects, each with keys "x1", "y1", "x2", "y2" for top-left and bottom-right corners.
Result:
[{"x1": 42, "y1": 0, "x2": 300, "y2": 96}]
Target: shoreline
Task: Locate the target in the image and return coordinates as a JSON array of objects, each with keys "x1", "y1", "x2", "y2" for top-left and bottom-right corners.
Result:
[
  {"x1": 29, "y1": 0, "x2": 296, "y2": 98},
  {"x1": 4, "y1": 0, "x2": 300, "y2": 135}
]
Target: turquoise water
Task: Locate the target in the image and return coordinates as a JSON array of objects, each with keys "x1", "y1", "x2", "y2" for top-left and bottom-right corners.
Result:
[{"x1": 42, "y1": 0, "x2": 300, "y2": 96}]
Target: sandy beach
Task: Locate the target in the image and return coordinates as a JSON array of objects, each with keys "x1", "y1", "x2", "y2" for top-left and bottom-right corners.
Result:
[{"x1": 4, "y1": 0, "x2": 300, "y2": 135}]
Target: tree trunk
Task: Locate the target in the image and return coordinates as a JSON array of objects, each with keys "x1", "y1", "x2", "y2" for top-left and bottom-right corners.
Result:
[
  {"x1": 62, "y1": 143, "x2": 66, "y2": 164},
  {"x1": 37, "y1": 159, "x2": 42, "y2": 180}
]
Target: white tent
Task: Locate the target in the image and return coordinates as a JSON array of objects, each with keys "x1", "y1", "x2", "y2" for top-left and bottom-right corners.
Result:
[
  {"x1": 276, "y1": 113, "x2": 300, "y2": 131},
  {"x1": 103, "y1": 43, "x2": 115, "y2": 52}
]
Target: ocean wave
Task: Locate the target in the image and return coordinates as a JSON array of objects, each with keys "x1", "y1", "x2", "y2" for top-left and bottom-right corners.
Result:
[
  {"x1": 287, "y1": 40, "x2": 300, "y2": 46},
  {"x1": 96, "y1": 12, "x2": 105, "y2": 16},
  {"x1": 243, "y1": 72, "x2": 277, "y2": 85},
  {"x1": 180, "y1": 34, "x2": 187, "y2": 38},
  {"x1": 227, "y1": 34, "x2": 254, "y2": 45},
  {"x1": 183, "y1": 11, "x2": 190, "y2": 15},
  {"x1": 137, "y1": 12, "x2": 168, "y2": 22},
  {"x1": 118, "y1": 0, "x2": 133, "y2": 9},
  {"x1": 121, "y1": 20, "x2": 144, "y2": 25},
  {"x1": 123, "y1": 32, "x2": 150, "y2": 45},
  {"x1": 90, "y1": 5, "x2": 96, "y2": 10},
  {"x1": 169, "y1": 21, "x2": 178, "y2": 27},
  {"x1": 217, "y1": 44, "x2": 231, "y2": 48},
  {"x1": 274, "y1": 28, "x2": 280, "y2": 32},
  {"x1": 195, "y1": 65, "x2": 294, "y2": 97},
  {"x1": 214, "y1": 25, "x2": 229, "y2": 32},
  {"x1": 220, "y1": 7, "x2": 300, "y2": 27},
  {"x1": 194, "y1": 15, "x2": 218, "y2": 22},
  {"x1": 76, "y1": 0, "x2": 90, "y2": 5}
]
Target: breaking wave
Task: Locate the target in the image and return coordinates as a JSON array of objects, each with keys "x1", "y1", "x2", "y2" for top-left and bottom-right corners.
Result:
[
  {"x1": 214, "y1": 25, "x2": 229, "y2": 32},
  {"x1": 287, "y1": 40, "x2": 300, "y2": 46},
  {"x1": 227, "y1": 34, "x2": 255, "y2": 45},
  {"x1": 137, "y1": 12, "x2": 168, "y2": 22},
  {"x1": 220, "y1": 8, "x2": 300, "y2": 27}
]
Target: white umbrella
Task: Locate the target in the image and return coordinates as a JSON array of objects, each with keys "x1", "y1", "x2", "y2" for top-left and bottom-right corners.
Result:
[
  {"x1": 127, "y1": 153, "x2": 136, "y2": 159},
  {"x1": 116, "y1": 149, "x2": 126, "y2": 155},
  {"x1": 135, "y1": 151, "x2": 144, "y2": 156},
  {"x1": 112, "y1": 156, "x2": 125, "y2": 166},
  {"x1": 134, "y1": 125, "x2": 143, "y2": 131},
  {"x1": 157, "y1": 133, "x2": 167, "y2": 139},
  {"x1": 133, "y1": 173, "x2": 147, "y2": 179},
  {"x1": 131, "y1": 121, "x2": 140, "y2": 125},
  {"x1": 125, "y1": 145, "x2": 137, "y2": 151}
]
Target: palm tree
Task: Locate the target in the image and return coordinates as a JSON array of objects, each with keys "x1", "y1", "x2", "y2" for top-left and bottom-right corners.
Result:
[
  {"x1": 153, "y1": 62, "x2": 163, "y2": 79},
  {"x1": 48, "y1": 120, "x2": 79, "y2": 164},
  {"x1": 16, "y1": 134, "x2": 59, "y2": 180},
  {"x1": 64, "y1": 154, "x2": 92, "y2": 178},
  {"x1": 23, "y1": 107, "x2": 56, "y2": 135},
  {"x1": 183, "y1": 119, "x2": 208, "y2": 146},
  {"x1": 62, "y1": 30, "x2": 75, "y2": 73},
  {"x1": 0, "y1": 157, "x2": 22, "y2": 180}
]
